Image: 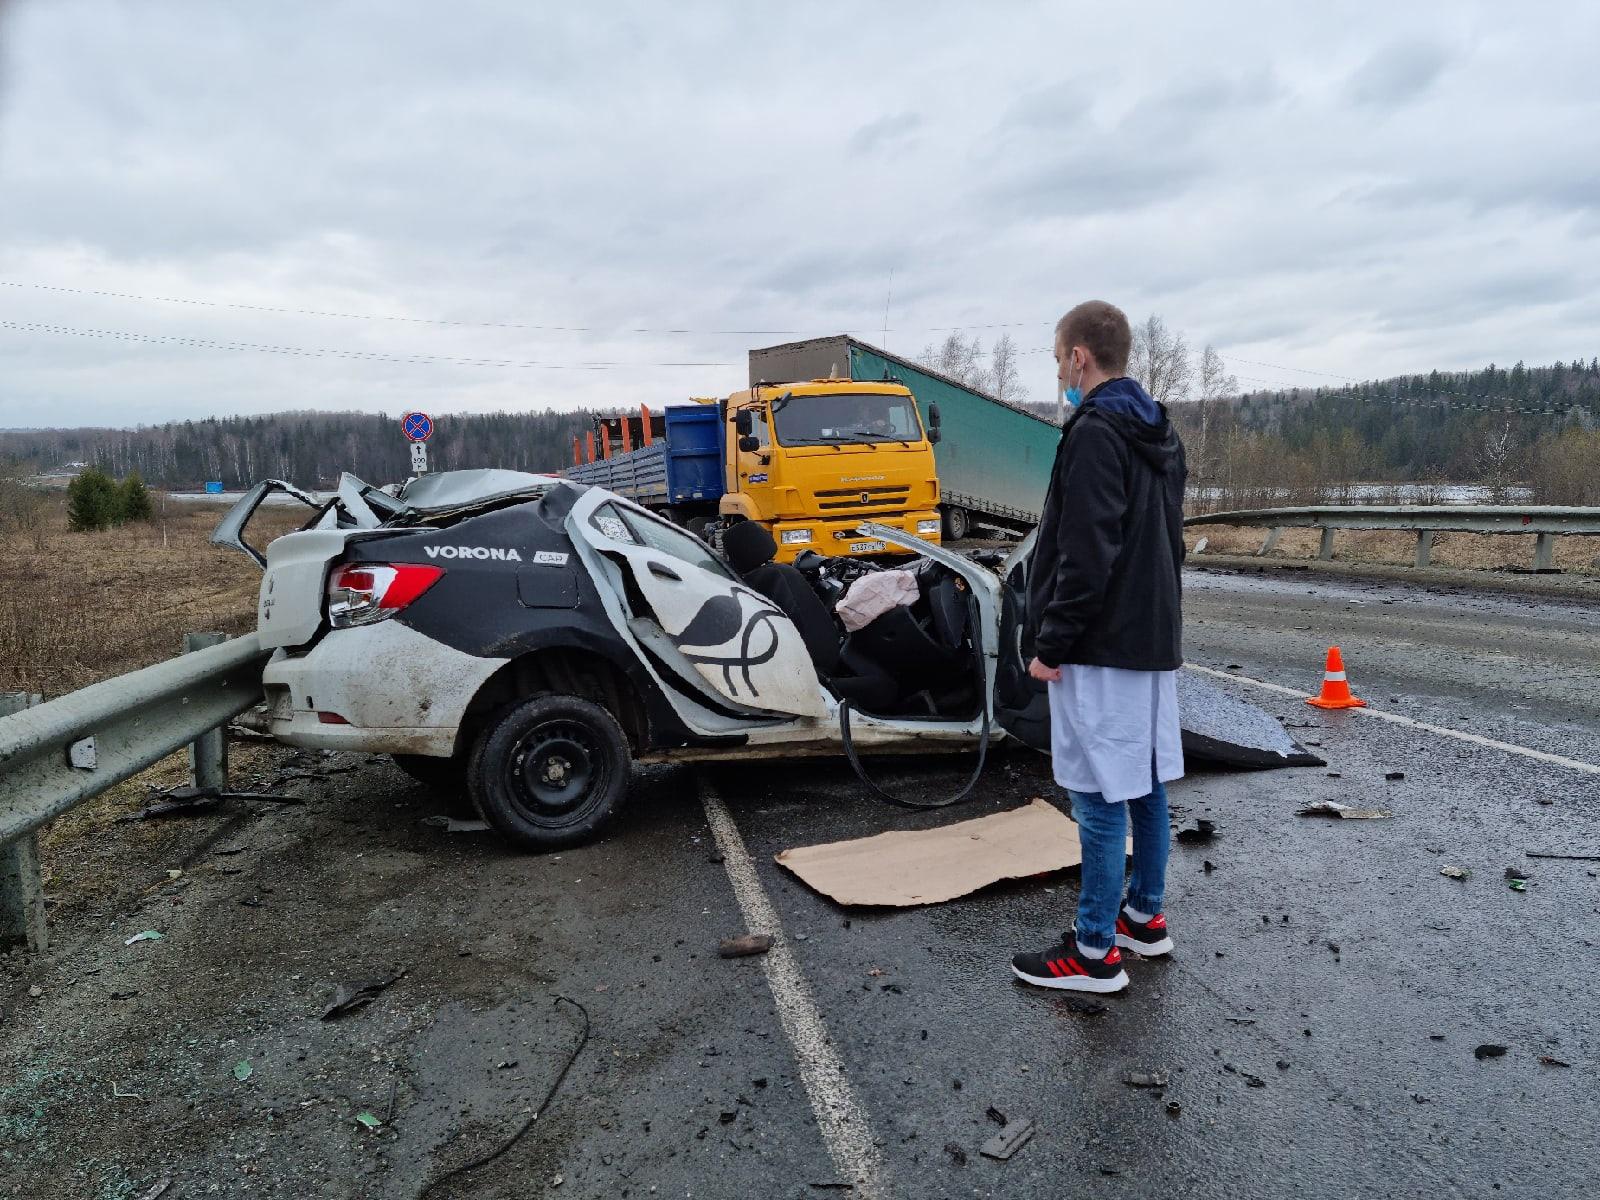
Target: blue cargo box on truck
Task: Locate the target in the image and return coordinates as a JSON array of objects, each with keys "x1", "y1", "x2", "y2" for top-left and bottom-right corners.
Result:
[
  {"x1": 749, "y1": 335, "x2": 1059, "y2": 537},
  {"x1": 567, "y1": 404, "x2": 724, "y2": 515}
]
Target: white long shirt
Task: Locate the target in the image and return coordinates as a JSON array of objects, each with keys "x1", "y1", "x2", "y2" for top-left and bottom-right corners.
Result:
[{"x1": 1047, "y1": 665, "x2": 1185, "y2": 802}]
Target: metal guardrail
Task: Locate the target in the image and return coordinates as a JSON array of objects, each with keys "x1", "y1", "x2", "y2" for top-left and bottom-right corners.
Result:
[
  {"x1": 1185, "y1": 505, "x2": 1600, "y2": 570},
  {"x1": 0, "y1": 632, "x2": 269, "y2": 951}
]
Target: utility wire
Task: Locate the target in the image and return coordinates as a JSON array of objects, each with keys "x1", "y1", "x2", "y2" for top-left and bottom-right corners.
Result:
[{"x1": 0, "y1": 319, "x2": 739, "y2": 370}]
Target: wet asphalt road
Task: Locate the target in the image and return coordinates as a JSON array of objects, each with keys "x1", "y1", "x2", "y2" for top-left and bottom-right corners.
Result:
[{"x1": 5, "y1": 563, "x2": 1599, "y2": 1200}]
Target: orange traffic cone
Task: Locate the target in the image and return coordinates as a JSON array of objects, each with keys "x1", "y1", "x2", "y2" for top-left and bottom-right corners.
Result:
[{"x1": 1307, "y1": 646, "x2": 1366, "y2": 709}]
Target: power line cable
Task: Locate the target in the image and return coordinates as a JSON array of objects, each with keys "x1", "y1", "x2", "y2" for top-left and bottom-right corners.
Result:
[{"x1": 0, "y1": 319, "x2": 740, "y2": 370}]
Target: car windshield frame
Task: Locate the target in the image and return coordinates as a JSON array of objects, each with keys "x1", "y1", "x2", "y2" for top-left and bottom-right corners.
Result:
[{"x1": 769, "y1": 391, "x2": 925, "y2": 448}]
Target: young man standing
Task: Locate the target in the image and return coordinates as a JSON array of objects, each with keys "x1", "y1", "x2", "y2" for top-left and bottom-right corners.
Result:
[{"x1": 1010, "y1": 301, "x2": 1188, "y2": 995}]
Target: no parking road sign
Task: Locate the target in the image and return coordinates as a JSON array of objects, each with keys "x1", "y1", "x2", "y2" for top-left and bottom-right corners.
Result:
[{"x1": 401, "y1": 411, "x2": 434, "y2": 442}]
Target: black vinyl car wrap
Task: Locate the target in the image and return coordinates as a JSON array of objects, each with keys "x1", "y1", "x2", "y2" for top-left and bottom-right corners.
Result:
[{"x1": 338, "y1": 484, "x2": 713, "y2": 754}]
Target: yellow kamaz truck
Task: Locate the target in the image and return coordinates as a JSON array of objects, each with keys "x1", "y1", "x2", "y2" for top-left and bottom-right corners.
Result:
[{"x1": 568, "y1": 377, "x2": 943, "y2": 562}]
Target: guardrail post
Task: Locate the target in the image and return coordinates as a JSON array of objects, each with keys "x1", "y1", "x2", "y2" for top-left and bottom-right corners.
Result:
[
  {"x1": 1318, "y1": 527, "x2": 1337, "y2": 560},
  {"x1": 184, "y1": 632, "x2": 229, "y2": 790},
  {"x1": 1534, "y1": 532, "x2": 1555, "y2": 572},
  {"x1": 1257, "y1": 527, "x2": 1283, "y2": 556},
  {"x1": 0, "y1": 692, "x2": 48, "y2": 953},
  {"x1": 1415, "y1": 529, "x2": 1434, "y2": 568}
]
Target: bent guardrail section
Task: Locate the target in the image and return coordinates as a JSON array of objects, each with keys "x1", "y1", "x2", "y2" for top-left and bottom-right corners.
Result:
[
  {"x1": 1184, "y1": 505, "x2": 1600, "y2": 569},
  {"x1": 0, "y1": 632, "x2": 269, "y2": 951}
]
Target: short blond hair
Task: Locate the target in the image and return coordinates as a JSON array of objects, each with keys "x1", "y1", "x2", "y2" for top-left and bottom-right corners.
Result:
[{"x1": 1055, "y1": 301, "x2": 1132, "y2": 374}]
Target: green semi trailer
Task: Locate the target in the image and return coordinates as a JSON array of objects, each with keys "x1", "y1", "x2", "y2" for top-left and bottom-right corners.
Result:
[{"x1": 750, "y1": 335, "x2": 1059, "y2": 540}]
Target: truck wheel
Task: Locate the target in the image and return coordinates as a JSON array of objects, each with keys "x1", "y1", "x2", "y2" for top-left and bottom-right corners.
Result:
[
  {"x1": 467, "y1": 693, "x2": 631, "y2": 850},
  {"x1": 685, "y1": 515, "x2": 708, "y2": 537},
  {"x1": 942, "y1": 505, "x2": 970, "y2": 541}
]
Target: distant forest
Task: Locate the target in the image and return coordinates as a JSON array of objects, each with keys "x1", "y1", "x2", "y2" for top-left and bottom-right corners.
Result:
[
  {"x1": 2, "y1": 409, "x2": 605, "y2": 489},
  {"x1": 2, "y1": 357, "x2": 1597, "y2": 506}
]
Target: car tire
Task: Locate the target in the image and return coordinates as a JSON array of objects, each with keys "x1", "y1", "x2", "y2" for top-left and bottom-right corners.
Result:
[
  {"x1": 467, "y1": 693, "x2": 631, "y2": 850},
  {"x1": 942, "y1": 505, "x2": 970, "y2": 541}
]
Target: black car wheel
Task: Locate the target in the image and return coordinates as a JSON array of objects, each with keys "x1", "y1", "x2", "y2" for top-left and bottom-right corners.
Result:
[{"x1": 468, "y1": 693, "x2": 631, "y2": 850}]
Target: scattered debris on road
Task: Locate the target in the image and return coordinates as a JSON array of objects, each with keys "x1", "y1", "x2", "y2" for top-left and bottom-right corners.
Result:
[
  {"x1": 320, "y1": 970, "x2": 406, "y2": 1020},
  {"x1": 1175, "y1": 819, "x2": 1216, "y2": 845},
  {"x1": 1123, "y1": 1069, "x2": 1170, "y2": 1088},
  {"x1": 1474, "y1": 1044, "x2": 1508, "y2": 1060},
  {"x1": 421, "y1": 815, "x2": 490, "y2": 833},
  {"x1": 123, "y1": 930, "x2": 163, "y2": 946},
  {"x1": 354, "y1": 1111, "x2": 382, "y2": 1130},
  {"x1": 1296, "y1": 801, "x2": 1392, "y2": 819},
  {"x1": 137, "y1": 1181, "x2": 172, "y2": 1200},
  {"x1": 718, "y1": 934, "x2": 774, "y2": 958},
  {"x1": 1165, "y1": 1101, "x2": 1182, "y2": 1118},
  {"x1": 979, "y1": 1118, "x2": 1035, "y2": 1161},
  {"x1": 1440, "y1": 865, "x2": 1470, "y2": 880},
  {"x1": 943, "y1": 1142, "x2": 968, "y2": 1166},
  {"x1": 1505, "y1": 867, "x2": 1531, "y2": 891},
  {"x1": 1526, "y1": 850, "x2": 1600, "y2": 861},
  {"x1": 986, "y1": 1106, "x2": 1007, "y2": 1126},
  {"x1": 775, "y1": 798, "x2": 1109, "y2": 907},
  {"x1": 1539, "y1": 1055, "x2": 1572, "y2": 1068},
  {"x1": 233, "y1": 1060, "x2": 253, "y2": 1081},
  {"x1": 1385, "y1": 771, "x2": 1406, "y2": 781}
]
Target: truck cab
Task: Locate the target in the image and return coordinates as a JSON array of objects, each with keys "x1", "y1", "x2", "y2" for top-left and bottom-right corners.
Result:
[{"x1": 721, "y1": 380, "x2": 943, "y2": 562}]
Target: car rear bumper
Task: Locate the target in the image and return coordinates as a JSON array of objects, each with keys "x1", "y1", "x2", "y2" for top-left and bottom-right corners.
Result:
[{"x1": 261, "y1": 620, "x2": 505, "y2": 757}]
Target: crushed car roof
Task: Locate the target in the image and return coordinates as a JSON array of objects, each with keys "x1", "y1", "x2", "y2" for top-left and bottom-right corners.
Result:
[{"x1": 395, "y1": 469, "x2": 563, "y2": 513}]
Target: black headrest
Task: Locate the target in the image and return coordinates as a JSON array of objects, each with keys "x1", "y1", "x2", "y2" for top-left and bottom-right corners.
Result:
[{"x1": 722, "y1": 520, "x2": 777, "y2": 575}]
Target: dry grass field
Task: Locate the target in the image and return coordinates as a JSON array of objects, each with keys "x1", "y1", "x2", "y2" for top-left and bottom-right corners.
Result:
[
  {"x1": 0, "y1": 493, "x2": 305, "y2": 698},
  {"x1": 1189, "y1": 524, "x2": 1600, "y2": 573}
]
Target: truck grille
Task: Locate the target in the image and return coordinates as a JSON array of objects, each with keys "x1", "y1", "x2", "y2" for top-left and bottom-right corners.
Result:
[{"x1": 815, "y1": 486, "x2": 910, "y2": 510}]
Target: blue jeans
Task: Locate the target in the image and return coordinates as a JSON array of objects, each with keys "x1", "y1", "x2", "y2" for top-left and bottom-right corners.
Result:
[{"x1": 1068, "y1": 771, "x2": 1169, "y2": 952}]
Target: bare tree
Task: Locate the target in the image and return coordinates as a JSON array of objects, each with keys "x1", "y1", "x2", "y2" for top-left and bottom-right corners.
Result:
[
  {"x1": 988, "y1": 333, "x2": 1023, "y2": 404},
  {"x1": 1476, "y1": 421, "x2": 1517, "y2": 505},
  {"x1": 1129, "y1": 314, "x2": 1193, "y2": 406},
  {"x1": 918, "y1": 332, "x2": 987, "y2": 389},
  {"x1": 1193, "y1": 344, "x2": 1237, "y2": 481}
]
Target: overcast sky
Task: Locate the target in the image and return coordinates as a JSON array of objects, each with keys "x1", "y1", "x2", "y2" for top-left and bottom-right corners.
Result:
[{"x1": 2, "y1": 1, "x2": 1597, "y2": 429}]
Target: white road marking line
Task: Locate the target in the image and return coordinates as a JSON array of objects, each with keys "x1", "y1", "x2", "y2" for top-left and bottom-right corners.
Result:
[
  {"x1": 699, "y1": 776, "x2": 887, "y2": 1196},
  {"x1": 1186, "y1": 663, "x2": 1600, "y2": 776}
]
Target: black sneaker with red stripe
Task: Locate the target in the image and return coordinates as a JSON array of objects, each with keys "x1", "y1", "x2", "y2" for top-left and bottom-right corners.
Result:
[
  {"x1": 1115, "y1": 910, "x2": 1175, "y2": 957},
  {"x1": 1010, "y1": 937, "x2": 1129, "y2": 993}
]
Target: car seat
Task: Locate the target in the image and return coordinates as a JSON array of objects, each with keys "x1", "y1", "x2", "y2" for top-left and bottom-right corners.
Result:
[{"x1": 721, "y1": 522, "x2": 897, "y2": 712}]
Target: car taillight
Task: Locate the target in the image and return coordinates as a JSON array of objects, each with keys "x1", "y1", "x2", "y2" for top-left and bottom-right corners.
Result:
[{"x1": 326, "y1": 563, "x2": 444, "y2": 628}]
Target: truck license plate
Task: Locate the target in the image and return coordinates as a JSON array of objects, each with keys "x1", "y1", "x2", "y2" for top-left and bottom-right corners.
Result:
[{"x1": 849, "y1": 540, "x2": 886, "y2": 554}]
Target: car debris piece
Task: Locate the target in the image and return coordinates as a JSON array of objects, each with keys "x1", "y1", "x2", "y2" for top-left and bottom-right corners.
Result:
[
  {"x1": 1525, "y1": 851, "x2": 1600, "y2": 860},
  {"x1": 355, "y1": 1111, "x2": 382, "y2": 1130},
  {"x1": 137, "y1": 1181, "x2": 172, "y2": 1200},
  {"x1": 943, "y1": 1142, "x2": 968, "y2": 1166},
  {"x1": 1296, "y1": 801, "x2": 1392, "y2": 820},
  {"x1": 1165, "y1": 1101, "x2": 1181, "y2": 1118},
  {"x1": 1175, "y1": 820, "x2": 1216, "y2": 845},
  {"x1": 1439, "y1": 865, "x2": 1470, "y2": 880},
  {"x1": 979, "y1": 1118, "x2": 1035, "y2": 1161},
  {"x1": 1538, "y1": 1055, "x2": 1572, "y2": 1068},
  {"x1": 1474, "y1": 1044, "x2": 1508, "y2": 1060},
  {"x1": 986, "y1": 1106, "x2": 1007, "y2": 1126},
  {"x1": 775, "y1": 799, "x2": 1126, "y2": 908},
  {"x1": 233, "y1": 1060, "x2": 254, "y2": 1081},
  {"x1": 718, "y1": 934, "x2": 774, "y2": 958},
  {"x1": 1385, "y1": 771, "x2": 1406, "y2": 781},
  {"x1": 1505, "y1": 867, "x2": 1530, "y2": 891},
  {"x1": 321, "y1": 970, "x2": 406, "y2": 1020},
  {"x1": 420, "y1": 815, "x2": 490, "y2": 833},
  {"x1": 124, "y1": 930, "x2": 163, "y2": 946},
  {"x1": 1123, "y1": 1069, "x2": 1169, "y2": 1088}
]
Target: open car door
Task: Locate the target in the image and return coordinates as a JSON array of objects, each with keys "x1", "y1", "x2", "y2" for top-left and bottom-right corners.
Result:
[
  {"x1": 991, "y1": 530, "x2": 1324, "y2": 769},
  {"x1": 567, "y1": 491, "x2": 828, "y2": 720}
]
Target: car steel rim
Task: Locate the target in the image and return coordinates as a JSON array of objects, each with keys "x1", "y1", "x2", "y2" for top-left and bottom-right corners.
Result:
[{"x1": 508, "y1": 720, "x2": 606, "y2": 821}]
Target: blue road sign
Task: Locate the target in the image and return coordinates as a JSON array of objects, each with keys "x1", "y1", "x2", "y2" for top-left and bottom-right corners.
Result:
[
  {"x1": 204, "y1": 480, "x2": 224, "y2": 494},
  {"x1": 402, "y1": 411, "x2": 434, "y2": 442}
]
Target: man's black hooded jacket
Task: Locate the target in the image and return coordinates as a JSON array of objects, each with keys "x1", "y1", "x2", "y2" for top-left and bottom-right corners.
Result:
[{"x1": 1027, "y1": 377, "x2": 1187, "y2": 671}]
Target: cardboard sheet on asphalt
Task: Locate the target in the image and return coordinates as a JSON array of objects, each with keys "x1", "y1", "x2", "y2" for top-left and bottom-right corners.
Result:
[{"x1": 775, "y1": 797, "x2": 1126, "y2": 908}]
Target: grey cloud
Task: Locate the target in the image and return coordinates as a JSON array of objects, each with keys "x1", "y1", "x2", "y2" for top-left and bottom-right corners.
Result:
[
  {"x1": 849, "y1": 111, "x2": 922, "y2": 155},
  {"x1": 1345, "y1": 39, "x2": 1452, "y2": 108}
]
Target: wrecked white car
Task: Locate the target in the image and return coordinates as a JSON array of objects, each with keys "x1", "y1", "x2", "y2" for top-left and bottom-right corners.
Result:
[{"x1": 214, "y1": 470, "x2": 1319, "y2": 849}]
